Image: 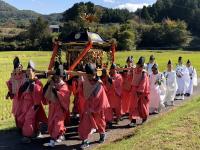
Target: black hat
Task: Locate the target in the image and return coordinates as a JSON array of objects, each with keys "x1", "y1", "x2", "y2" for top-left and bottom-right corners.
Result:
[
  {"x1": 150, "y1": 55, "x2": 155, "y2": 60},
  {"x1": 55, "y1": 68, "x2": 65, "y2": 77},
  {"x1": 137, "y1": 56, "x2": 145, "y2": 66},
  {"x1": 110, "y1": 63, "x2": 116, "y2": 69},
  {"x1": 152, "y1": 63, "x2": 158, "y2": 69},
  {"x1": 102, "y1": 68, "x2": 107, "y2": 75},
  {"x1": 54, "y1": 61, "x2": 60, "y2": 70},
  {"x1": 126, "y1": 56, "x2": 133, "y2": 63},
  {"x1": 27, "y1": 60, "x2": 35, "y2": 71},
  {"x1": 187, "y1": 59, "x2": 191, "y2": 64},
  {"x1": 13, "y1": 56, "x2": 21, "y2": 69},
  {"x1": 168, "y1": 60, "x2": 172, "y2": 65},
  {"x1": 85, "y1": 63, "x2": 96, "y2": 75},
  {"x1": 178, "y1": 56, "x2": 182, "y2": 61}
]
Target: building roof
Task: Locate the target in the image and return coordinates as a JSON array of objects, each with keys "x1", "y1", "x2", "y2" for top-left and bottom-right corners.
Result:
[{"x1": 49, "y1": 25, "x2": 59, "y2": 29}]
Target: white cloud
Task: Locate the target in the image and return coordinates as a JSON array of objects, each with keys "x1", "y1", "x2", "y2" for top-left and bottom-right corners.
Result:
[
  {"x1": 103, "y1": 0, "x2": 116, "y2": 3},
  {"x1": 117, "y1": 3, "x2": 148, "y2": 12}
]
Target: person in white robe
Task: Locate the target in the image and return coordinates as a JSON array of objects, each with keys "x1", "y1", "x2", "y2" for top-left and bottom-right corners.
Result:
[
  {"x1": 185, "y1": 59, "x2": 198, "y2": 96},
  {"x1": 163, "y1": 60, "x2": 178, "y2": 106},
  {"x1": 149, "y1": 64, "x2": 166, "y2": 114},
  {"x1": 146, "y1": 55, "x2": 156, "y2": 75},
  {"x1": 175, "y1": 57, "x2": 190, "y2": 100}
]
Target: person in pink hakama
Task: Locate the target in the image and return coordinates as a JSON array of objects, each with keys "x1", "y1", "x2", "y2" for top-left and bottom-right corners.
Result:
[
  {"x1": 77, "y1": 64, "x2": 110, "y2": 149},
  {"x1": 17, "y1": 61, "x2": 47, "y2": 143},
  {"x1": 129, "y1": 57, "x2": 150, "y2": 128},
  {"x1": 121, "y1": 68, "x2": 132, "y2": 115},
  {"x1": 105, "y1": 64, "x2": 123, "y2": 125},
  {"x1": 43, "y1": 65, "x2": 71, "y2": 147},
  {"x1": 69, "y1": 76, "x2": 86, "y2": 119},
  {"x1": 121, "y1": 56, "x2": 134, "y2": 115},
  {"x1": 100, "y1": 69, "x2": 113, "y2": 124},
  {"x1": 6, "y1": 57, "x2": 27, "y2": 128}
]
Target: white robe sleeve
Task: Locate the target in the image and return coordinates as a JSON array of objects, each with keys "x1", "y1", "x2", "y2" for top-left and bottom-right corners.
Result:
[
  {"x1": 174, "y1": 72, "x2": 178, "y2": 92},
  {"x1": 159, "y1": 74, "x2": 166, "y2": 103},
  {"x1": 183, "y1": 67, "x2": 190, "y2": 89},
  {"x1": 193, "y1": 68, "x2": 198, "y2": 86}
]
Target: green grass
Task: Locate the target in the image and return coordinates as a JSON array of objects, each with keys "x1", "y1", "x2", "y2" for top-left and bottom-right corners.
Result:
[
  {"x1": 0, "y1": 50, "x2": 200, "y2": 130},
  {"x1": 0, "y1": 51, "x2": 52, "y2": 130},
  {"x1": 96, "y1": 97, "x2": 200, "y2": 150}
]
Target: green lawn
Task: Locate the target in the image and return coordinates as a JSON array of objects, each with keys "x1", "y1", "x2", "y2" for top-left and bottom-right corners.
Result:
[
  {"x1": 0, "y1": 50, "x2": 200, "y2": 130},
  {"x1": 96, "y1": 97, "x2": 200, "y2": 150}
]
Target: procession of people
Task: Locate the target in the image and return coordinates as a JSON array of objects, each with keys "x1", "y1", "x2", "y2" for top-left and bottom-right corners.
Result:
[{"x1": 6, "y1": 55, "x2": 198, "y2": 149}]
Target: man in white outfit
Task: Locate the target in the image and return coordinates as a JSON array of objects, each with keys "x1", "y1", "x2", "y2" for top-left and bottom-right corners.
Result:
[
  {"x1": 185, "y1": 60, "x2": 198, "y2": 96},
  {"x1": 175, "y1": 57, "x2": 190, "y2": 100},
  {"x1": 163, "y1": 60, "x2": 178, "y2": 106},
  {"x1": 149, "y1": 64, "x2": 166, "y2": 114}
]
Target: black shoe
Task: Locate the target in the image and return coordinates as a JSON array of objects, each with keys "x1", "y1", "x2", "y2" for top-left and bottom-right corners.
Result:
[
  {"x1": 80, "y1": 140, "x2": 89, "y2": 149},
  {"x1": 185, "y1": 93, "x2": 190, "y2": 97},
  {"x1": 114, "y1": 118, "x2": 120, "y2": 125},
  {"x1": 129, "y1": 122, "x2": 137, "y2": 128},
  {"x1": 128, "y1": 119, "x2": 137, "y2": 128},
  {"x1": 107, "y1": 122, "x2": 113, "y2": 129},
  {"x1": 99, "y1": 133, "x2": 106, "y2": 143},
  {"x1": 21, "y1": 137, "x2": 31, "y2": 144}
]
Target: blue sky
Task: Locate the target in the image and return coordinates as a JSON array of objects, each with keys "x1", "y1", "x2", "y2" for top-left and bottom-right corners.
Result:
[{"x1": 3, "y1": 0, "x2": 156, "y2": 14}]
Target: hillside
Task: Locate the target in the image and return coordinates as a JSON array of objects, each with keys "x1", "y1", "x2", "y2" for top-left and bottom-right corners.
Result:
[
  {"x1": 0, "y1": 0, "x2": 134, "y2": 27},
  {"x1": 137, "y1": 0, "x2": 200, "y2": 35},
  {"x1": 0, "y1": 0, "x2": 62, "y2": 26}
]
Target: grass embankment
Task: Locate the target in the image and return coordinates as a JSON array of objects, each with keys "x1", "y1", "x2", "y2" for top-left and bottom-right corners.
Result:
[
  {"x1": 97, "y1": 97, "x2": 200, "y2": 150},
  {"x1": 0, "y1": 50, "x2": 200, "y2": 131}
]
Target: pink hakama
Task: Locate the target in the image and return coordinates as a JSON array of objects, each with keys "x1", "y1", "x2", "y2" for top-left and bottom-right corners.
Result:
[
  {"x1": 46, "y1": 82, "x2": 70, "y2": 140},
  {"x1": 129, "y1": 69, "x2": 150, "y2": 120},
  {"x1": 78, "y1": 80, "x2": 110, "y2": 140},
  {"x1": 18, "y1": 79, "x2": 47, "y2": 137}
]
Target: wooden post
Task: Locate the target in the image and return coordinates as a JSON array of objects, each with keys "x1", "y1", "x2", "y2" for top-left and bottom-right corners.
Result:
[
  {"x1": 48, "y1": 41, "x2": 59, "y2": 70},
  {"x1": 69, "y1": 41, "x2": 93, "y2": 71}
]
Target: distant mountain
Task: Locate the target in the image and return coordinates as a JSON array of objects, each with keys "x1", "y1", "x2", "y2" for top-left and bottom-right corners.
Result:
[
  {"x1": 43, "y1": 13, "x2": 63, "y2": 24},
  {"x1": 0, "y1": 0, "x2": 62, "y2": 26}
]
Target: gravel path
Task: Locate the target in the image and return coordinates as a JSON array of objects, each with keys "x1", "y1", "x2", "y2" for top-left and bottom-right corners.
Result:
[{"x1": 0, "y1": 79, "x2": 199, "y2": 150}]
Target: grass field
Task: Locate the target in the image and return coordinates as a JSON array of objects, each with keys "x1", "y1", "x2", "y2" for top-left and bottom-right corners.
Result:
[
  {"x1": 0, "y1": 50, "x2": 200, "y2": 130},
  {"x1": 0, "y1": 51, "x2": 52, "y2": 130},
  {"x1": 96, "y1": 96, "x2": 200, "y2": 150}
]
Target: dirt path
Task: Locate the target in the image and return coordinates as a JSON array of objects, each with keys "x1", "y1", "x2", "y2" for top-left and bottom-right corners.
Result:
[{"x1": 0, "y1": 80, "x2": 199, "y2": 150}]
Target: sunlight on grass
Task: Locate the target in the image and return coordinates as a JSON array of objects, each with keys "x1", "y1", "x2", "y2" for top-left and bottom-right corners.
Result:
[{"x1": 96, "y1": 97, "x2": 200, "y2": 150}]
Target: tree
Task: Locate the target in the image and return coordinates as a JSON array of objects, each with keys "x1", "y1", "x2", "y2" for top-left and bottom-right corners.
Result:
[
  {"x1": 118, "y1": 29, "x2": 136, "y2": 51},
  {"x1": 63, "y1": 2, "x2": 103, "y2": 23},
  {"x1": 137, "y1": 0, "x2": 200, "y2": 36},
  {"x1": 59, "y1": 21, "x2": 80, "y2": 41},
  {"x1": 138, "y1": 19, "x2": 190, "y2": 48},
  {"x1": 27, "y1": 17, "x2": 51, "y2": 48},
  {"x1": 101, "y1": 9, "x2": 133, "y2": 23},
  {"x1": 162, "y1": 19, "x2": 190, "y2": 46},
  {"x1": 141, "y1": 6, "x2": 152, "y2": 23}
]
